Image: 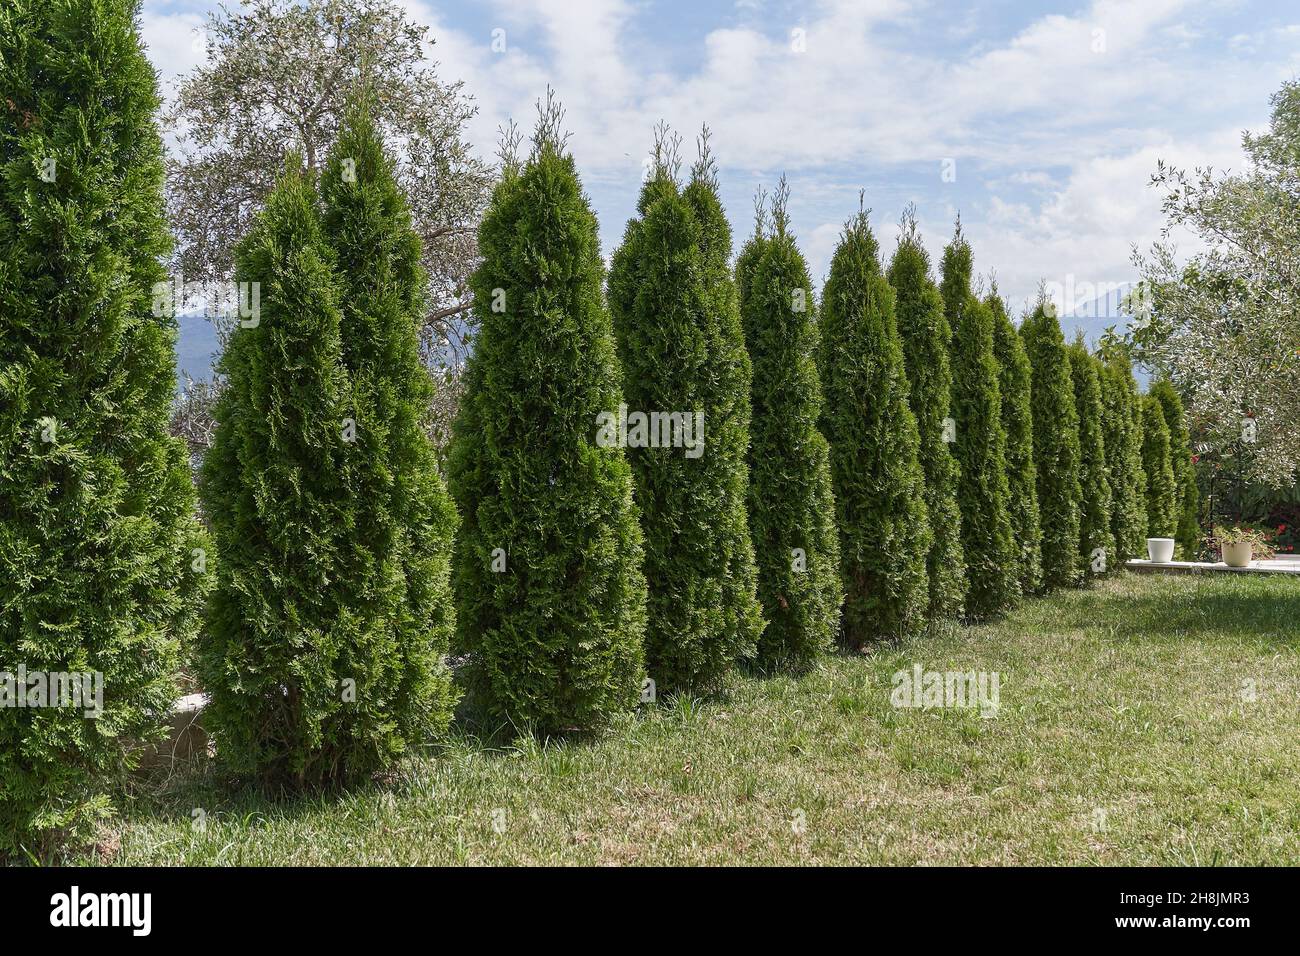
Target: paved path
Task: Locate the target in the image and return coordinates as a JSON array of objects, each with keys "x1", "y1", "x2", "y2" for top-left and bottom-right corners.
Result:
[{"x1": 1127, "y1": 558, "x2": 1300, "y2": 575}]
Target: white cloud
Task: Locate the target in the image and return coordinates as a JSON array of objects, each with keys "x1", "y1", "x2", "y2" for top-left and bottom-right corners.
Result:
[
  {"x1": 139, "y1": 0, "x2": 1298, "y2": 309},
  {"x1": 139, "y1": 11, "x2": 209, "y2": 92}
]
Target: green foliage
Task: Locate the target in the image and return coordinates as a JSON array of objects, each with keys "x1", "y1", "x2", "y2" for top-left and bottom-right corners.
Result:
[
  {"x1": 987, "y1": 293, "x2": 1042, "y2": 595},
  {"x1": 0, "y1": 0, "x2": 206, "y2": 858},
  {"x1": 818, "y1": 208, "x2": 931, "y2": 644},
  {"x1": 604, "y1": 146, "x2": 761, "y2": 693},
  {"x1": 1135, "y1": 80, "x2": 1300, "y2": 486},
  {"x1": 948, "y1": 287, "x2": 1019, "y2": 618},
  {"x1": 200, "y1": 160, "x2": 374, "y2": 785},
  {"x1": 1148, "y1": 380, "x2": 1201, "y2": 557},
  {"x1": 447, "y1": 130, "x2": 647, "y2": 733},
  {"x1": 938, "y1": 216, "x2": 972, "y2": 336},
  {"x1": 1020, "y1": 301, "x2": 1083, "y2": 589},
  {"x1": 321, "y1": 108, "x2": 458, "y2": 759},
  {"x1": 737, "y1": 185, "x2": 842, "y2": 670},
  {"x1": 1140, "y1": 394, "x2": 1179, "y2": 539},
  {"x1": 1097, "y1": 351, "x2": 1149, "y2": 563},
  {"x1": 1067, "y1": 340, "x2": 1114, "y2": 578},
  {"x1": 888, "y1": 216, "x2": 965, "y2": 617}
]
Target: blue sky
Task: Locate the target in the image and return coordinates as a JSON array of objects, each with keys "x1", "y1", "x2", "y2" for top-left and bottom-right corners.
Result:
[{"x1": 141, "y1": 0, "x2": 1300, "y2": 333}]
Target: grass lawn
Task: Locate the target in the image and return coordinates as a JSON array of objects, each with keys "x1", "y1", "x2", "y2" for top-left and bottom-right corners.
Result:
[{"x1": 87, "y1": 571, "x2": 1300, "y2": 866}]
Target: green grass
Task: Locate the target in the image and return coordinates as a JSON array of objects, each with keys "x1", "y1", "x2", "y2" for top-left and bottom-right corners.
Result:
[{"x1": 84, "y1": 572, "x2": 1300, "y2": 865}]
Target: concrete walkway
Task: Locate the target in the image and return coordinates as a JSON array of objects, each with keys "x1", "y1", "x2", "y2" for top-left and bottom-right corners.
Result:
[{"x1": 1127, "y1": 558, "x2": 1300, "y2": 575}]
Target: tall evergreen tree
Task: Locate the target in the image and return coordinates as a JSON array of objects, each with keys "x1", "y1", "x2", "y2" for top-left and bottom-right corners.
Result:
[
  {"x1": 987, "y1": 291, "x2": 1042, "y2": 595},
  {"x1": 1097, "y1": 345, "x2": 1148, "y2": 564},
  {"x1": 682, "y1": 145, "x2": 766, "y2": 668},
  {"x1": 888, "y1": 211, "x2": 965, "y2": 617},
  {"x1": 1020, "y1": 296, "x2": 1083, "y2": 589},
  {"x1": 605, "y1": 133, "x2": 761, "y2": 693},
  {"x1": 1140, "y1": 394, "x2": 1179, "y2": 539},
  {"x1": 0, "y1": 0, "x2": 206, "y2": 856},
  {"x1": 737, "y1": 181, "x2": 842, "y2": 670},
  {"x1": 321, "y1": 105, "x2": 458, "y2": 759},
  {"x1": 1067, "y1": 338, "x2": 1114, "y2": 578},
  {"x1": 818, "y1": 204, "x2": 931, "y2": 644},
  {"x1": 1148, "y1": 379, "x2": 1201, "y2": 557},
  {"x1": 200, "y1": 161, "x2": 365, "y2": 784},
  {"x1": 447, "y1": 110, "x2": 647, "y2": 732},
  {"x1": 938, "y1": 215, "x2": 972, "y2": 338},
  {"x1": 947, "y1": 281, "x2": 1019, "y2": 617}
]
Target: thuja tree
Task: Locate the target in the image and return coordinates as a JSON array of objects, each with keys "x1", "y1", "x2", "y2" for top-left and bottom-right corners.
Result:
[
  {"x1": 447, "y1": 110, "x2": 647, "y2": 732},
  {"x1": 682, "y1": 153, "x2": 764, "y2": 665},
  {"x1": 1020, "y1": 297, "x2": 1083, "y2": 589},
  {"x1": 200, "y1": 162, "x2": 371, "y2": 784},
  {"x1": 1067, "y1": 339, "x2": 1114, "y2": 578},
  {"x1": 605, "y1": 134, "x2": 761, "y2": 693},
  {"x1": 737, "y1": 181, "x2": 842, "y2": 669},
  {"x1": 938, "y1": 216, "x2": 972, "y2": 337},
  {"x1": 321, "y1": 106, "x2": 459, "y2": 758},
  {"x1": 0, "y1": 0, "x2": 206, "y2": 856},
  {"x1": 950, "y1": 294, "x2": 1019, "y2": 617},
  {"x1": 888, "y1": 211, "x2": 965, "y2": 617},
  {"x1": 1096, "y1": 340, "x2": 1148, "y2": 564},
  {"x1": 1148, "y1": 380, "x2": 1201, "y2": 556},
  {"x1": 1140, "y1": 394, "x2": 1179, "y2": 539},
  {"x1": 987, "y1": 292, "x2": 1042, "y2": 595},
  {"x1": 818, "y1": 205, "x2": 931, "y2": 644}
]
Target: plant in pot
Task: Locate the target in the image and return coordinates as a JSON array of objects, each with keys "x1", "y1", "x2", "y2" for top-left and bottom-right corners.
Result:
[{"x1": 1212, "y1": 526, "x2": 1276, "y2": 568}]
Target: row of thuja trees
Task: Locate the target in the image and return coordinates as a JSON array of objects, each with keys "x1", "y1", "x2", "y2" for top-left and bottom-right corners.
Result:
[{"x1": 0, "y1": 2, "x2": 1197, "y2": 856}]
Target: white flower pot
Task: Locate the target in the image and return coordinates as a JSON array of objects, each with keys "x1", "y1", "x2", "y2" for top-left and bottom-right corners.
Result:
[
  {"x1": 1146, "y1": 537, "x2": 1175, "y2": 563},
  {"x1": 1222, "y1": 541, "x2": 1252, "y2": 568}
]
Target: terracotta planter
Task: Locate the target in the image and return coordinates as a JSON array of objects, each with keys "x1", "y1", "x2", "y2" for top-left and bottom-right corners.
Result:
[
  {"x1": 1146, "y1": 537, "x2": 1175, "y2": 563},
  {"x1": 1222, "y1": 541, "x2": 1253, "y2": 568}
]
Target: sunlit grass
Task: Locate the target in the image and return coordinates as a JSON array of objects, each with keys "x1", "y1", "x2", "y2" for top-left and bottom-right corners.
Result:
[{"x1": 86, "y1": 572, "x2": 1300, "y2": 865}]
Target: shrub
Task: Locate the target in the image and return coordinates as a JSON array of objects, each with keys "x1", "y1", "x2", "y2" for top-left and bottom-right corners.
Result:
[
  {"x1": 987, "y1": 292, "x2": 1042, "y2": 595},
  {"x1": 199, "y1": 161, "x2": 356, "y2": 784},
  {"x1": 1020, "y1": 298, "x2": 1083, "y2": 589},
  {"x1": 1067, "y1": 339, "x2": 1115, "y2": 578},
  {"x1": 1140, "y1": 394, "x2": 1179, "y2": 539},
  {"x1": 320, "y1": 106, "x2": 459, "y2": 755},
  {"x1": 818, "y1": 206, "x2": 931, "y2": 644},
  {"x1": 737, "y1": 182, "x2": 842, "y2": 670},
  {"x1": 0, "y1": 0, "x2": 206, "y2": 856},
  {"x1": 1097, "y1": 350, "x2": 1149, "y2": 563},
  {"x1": 888, "y1": 212, "x2": 966, "y2": 617},
  {"x1": 447, "y1": 117, "x2": 647, "y2": 733},
  {"x1": 605, "y1": 137, "x2": 761, "y2": 693},
  {"x1": 949, "y1": 291, "x2": 1019, "y2": 618},
  {"x1": 1148, "y1": 380, "x2": 1201, "y2": 557}
]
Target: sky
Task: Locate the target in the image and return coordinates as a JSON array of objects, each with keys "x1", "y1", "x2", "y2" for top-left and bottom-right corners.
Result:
[{"x1": 140, "y1": 0, "x2": 1300, "y2": 339}]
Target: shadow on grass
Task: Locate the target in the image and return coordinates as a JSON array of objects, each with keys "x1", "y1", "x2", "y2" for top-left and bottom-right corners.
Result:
[{"x1": 99, "y1": 672, "x2": 739, "y2": 852}]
